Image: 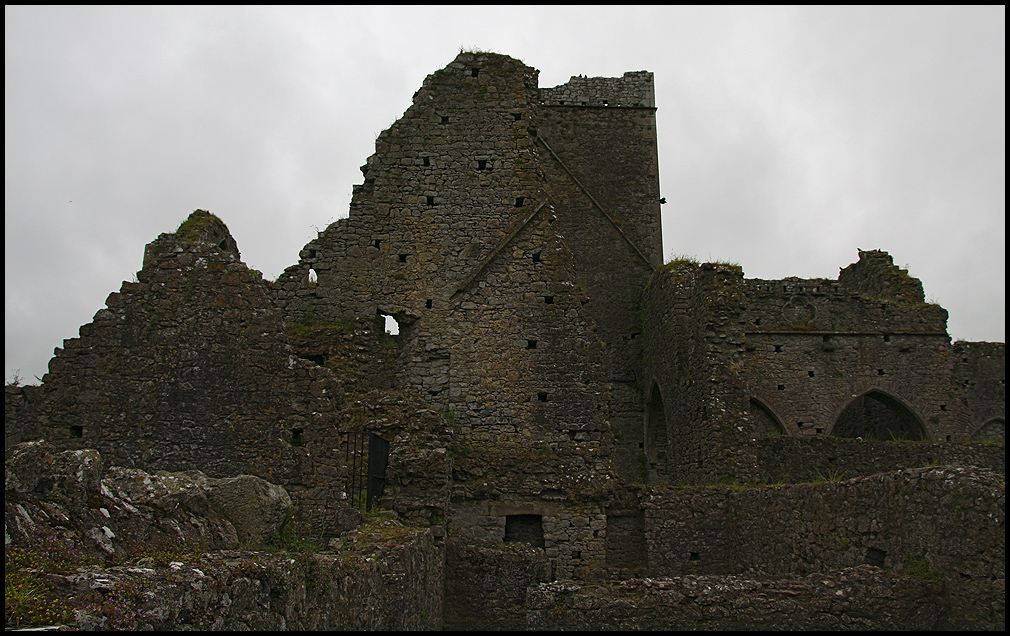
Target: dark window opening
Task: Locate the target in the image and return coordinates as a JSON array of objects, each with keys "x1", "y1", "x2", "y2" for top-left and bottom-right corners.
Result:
[
  {"x1": 440, "y1": 116, "x2": 449, "y2": 124},
  {"x1": 69, "y1": 425, "x2": 83, "y2": 438},
  {"x1": 602, "y1": 99, "x2": 609, "y2": 106},
  {"x1": 302, "y1": 353, "x2": 326, "y2": 366},
  {"x1": 773, "y1": 345, "x2": 783, "y2": 352},
  {"x1": 427, "y1": 196, "x2": 436, "y2": 206},
  {"x1": 822, "y1": 335, "x2": 831, "y2": 342},
  {"x1": 777, "y1": 385, "x2": 785, "y2": 391},
  {"x1": 426, "y1": 299, "x2": 433, "y2": 309},
  {"x1": 504, "y1": 514, "x2": 544, "y2": 549},
  {"x1": 865, "y1": 547, "x2": 887, "y2": 567},
  {"x1": 808, "y1": 370, "x2": 815, "y2": 377},
  {"x1": 750, "y1": 398, "x2": 785, "y2": 438},
  {"x1": 291, "y1": 429, "x2": 304, "y2": 446},
  {"x1": 538, "y1": 392, "x2": 549, "y2": 402},
  {"x1": 477, "y1": 159, "x2": 487, "y2": 170},
  {"x1": 471, "y1": 68, "x2": 480, "y2": 77},
  {"x1": 515, "y1": 197, "x2": 524, "y2": 207},
  {"x1": 532, "y1": 252, "x2": 541, "y2": 263},
  {"x1": 834, "y1": 390, "x2": 928, "y2": 441},
  {"x1": 398, "y1": 254, "x2": 408, "y2": 263},
  {"x1": 815, "y1": 427, "x2": 824, "y2": 434},
  {"x1": 219, "y1": 240, "x2": 228, "y2": 250},
  {"x1": 307, "y1": 249, "x2": 317, "y2": 258},
  {"x1": 527, "y1": 339, "x2": 538, "y2": 349},
  {"x1": 689, "y1": 552, "x2": 700, "y2": 561},
  {"x1": 422, "y1": 156, "x2": 430, "y2": 167},
  {"x1": 877, "y1": 369, "x2": 885, "y2": 375},
  {"x1": 544, "y1": 296, "x2": 554, "y2": 304},
  {"x1": 374, "y1": 239, "x2": 381, "y2": 248},
  {"x1": 939, "y1": 404, "x2": 947, "y2": 411},
  {"x1": 883, "y1": 334, "x2": 891, "y2": 342},
  {"x1": 754, "y1": 318, "x2": 761, "y2": 326},
  {"x1": 512, "y1": 112, "x2": 522, "y2": 121}
]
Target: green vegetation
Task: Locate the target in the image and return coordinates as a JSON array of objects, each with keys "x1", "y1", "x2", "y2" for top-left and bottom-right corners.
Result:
[
  {"x1": 903, "y1": 558, "x2": 942, "y2": 581},
  {"x1": 174, "y1": 209, "x2": 221, "y2": 243}
]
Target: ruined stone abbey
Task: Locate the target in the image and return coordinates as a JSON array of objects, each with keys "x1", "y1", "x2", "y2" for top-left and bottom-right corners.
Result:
[{"x1": 5, "y1": 52, "x2": 1004, "y2": 629}]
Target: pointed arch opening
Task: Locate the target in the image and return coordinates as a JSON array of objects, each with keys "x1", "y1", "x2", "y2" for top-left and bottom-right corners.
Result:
[
  {"x1": 832, "y1": 390, "x2": 928, "y2": 441},
  {"x1": 749, "y1": 398, "x2": 785, "y2": 437},
  {"x1": 971, "y1": 418, "x2": 1004, "y2": 443},
  {"x1": 644, "y1": 382, "x2": 668, "y2": 480}
]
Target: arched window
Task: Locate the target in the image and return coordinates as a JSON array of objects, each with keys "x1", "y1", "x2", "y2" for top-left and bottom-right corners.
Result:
[
  {"x1": 971, "y1": 418, "x2": 1005, "y2": 442},
  {"x1": 749, "y1": 398, "x2": 785, "y2": 437},
  {"x1": 832, "y1": 390, "x2": 928, "y2": 441}
]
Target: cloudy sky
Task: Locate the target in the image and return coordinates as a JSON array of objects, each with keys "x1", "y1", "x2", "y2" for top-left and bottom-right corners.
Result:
[{"x1": 5, "y1": 6, "x2": 1005, "y2": 383}]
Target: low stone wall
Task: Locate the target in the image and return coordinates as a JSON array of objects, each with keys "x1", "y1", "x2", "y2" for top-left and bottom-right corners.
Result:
[
  {"x1": 443, "y1": 537, "x2": 551, "y2": 631},
  {"x1": 643, "y1": 466, "x2": 1004, "y2": 597},
  {"x1": 525, "y1": 566, "x2": 999, "y2": 630},
  {"x1": 60, "y1": 529, "x2": 442, "y2": 631},
  {"x1": 753, "y1": 436, "x2": 1004, "y2": 483}
]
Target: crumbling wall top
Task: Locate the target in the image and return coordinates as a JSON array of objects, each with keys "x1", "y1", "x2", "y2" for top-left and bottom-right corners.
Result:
[{"x1": 540, "y1": 71, "x2": 655, "y2": 108}]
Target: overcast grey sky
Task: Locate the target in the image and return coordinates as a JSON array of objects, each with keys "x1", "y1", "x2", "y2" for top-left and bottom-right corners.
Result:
[{"x1": 6, "y1": 6, "x2": 1005, "y2": 383}]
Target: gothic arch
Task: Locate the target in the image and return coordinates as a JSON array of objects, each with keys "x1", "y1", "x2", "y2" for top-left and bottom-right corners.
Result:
[
  {"x1": 749, "y1": 397, "x2": 786, "y2": 437},
  {"x1": 831, "y1": 389, "x2": 929, "y2": 441},
  {"x1": 644, "y1": 382, "x2": 668, "y2": 480},
  {"x1": 970, "y1": 417, "x2": 1005, "y2": 442}
]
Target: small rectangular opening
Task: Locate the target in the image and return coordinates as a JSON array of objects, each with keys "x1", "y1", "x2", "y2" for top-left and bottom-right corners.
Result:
[
  {"x1": 477, "y1": 159, "x2": 487, "y2": 170},
  {"x1": 291, "y1": 429, "x2": 304, "y2": 446},
  {"x1": 398, "y1": 254, "x2": 408, "y2": 263},
  {"x1": 532, "y1": 252, "x2": 541, "y2": 263},
  {"x1": 515, "y1": 197, "x2": 524, "y2": 207},
  {"x1": 773, "y1": 345, "x2": 783, "y2": 352},
  {"x1": 471, "y1": 68, "x2": 480, "y2": 77},
  {"x1": 512, "y1": 112, "x2": 522, "y2": 121},
  {"x1": 69, "y1": 425, "x2": 83, "y2": 438},
  {"x1": 777, "y1": 385, "x2": 785, "y2": 391},
  {"x1": 689, "y1": 552, "x2": 700, "y2": 561},
  {"x1": 538, "y1": 392, "x2": 549, "y2": 402},
  {"x1": 808, "y1": 370, "x2": 815, "y2": 377},
  {"x1": 865, "y1": 547, "x2": 887, "y2": 567},
  {"x1": 440, "y1": 115, "x2": 449, "y2": 124},
  {"x1": 527, "y1": 339, "x2": 537, "y2": 349},
  {"x1": 426, "y1": 196, "x2": 436, "y2": 206},
  {"x1": 877, "y1": 369, "x2": 885, "y2": 375},
  {"x1": 504, "y1": 514, "x2": 544, "y2": 549},
  {"x1": 544, "y1": 296, "x2": 554, "y2": 304},
  {"x1": 426, "y1": 299, "x2": 433, "y2": 309},
  {"x1": 373, "y1": 239, "x2": 381, "y2": 248},
  {"x1": 422, "y1": 156, "x2": 430, "y2": 167}
]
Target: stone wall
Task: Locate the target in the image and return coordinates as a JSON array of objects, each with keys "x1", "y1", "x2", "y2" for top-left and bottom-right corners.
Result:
[
  {"x1": 643, "y1": 466, "x2": 1004, "y2": 590},
  {"x1": 11, "y1": 211, "x2": 352, "y2": 533},
  {"x1": 639, "y1": 262, "x2": 756, "y2": 485},
  {"x1": 442, "y1": 537, "x2": 550, "y2": 631},
  {"x1": 526, "y1": 566, "x2": 999, "y2": 630},
  {"x1": 270, "y1": 52, "x2": 621, "y2": 579},
  {"x1": 539, "y1": 72, "x2": 656, "y2": 108},
  {"x1": 6, "y1": 442, "x2": 442, "y2": 631},
  {"x1": 538, "y1": 71, "x2": 662, "y2": 482},
  {"x1": 955, "y1": 340, "x2": 1006, "y2": 439}
]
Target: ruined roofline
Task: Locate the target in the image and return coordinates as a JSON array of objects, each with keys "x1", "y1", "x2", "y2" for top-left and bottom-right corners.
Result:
[{"x1": 540, "y1": 71, "x2": 655, "y2": 108}]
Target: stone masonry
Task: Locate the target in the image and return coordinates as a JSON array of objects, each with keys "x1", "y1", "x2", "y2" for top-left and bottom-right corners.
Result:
[{"x1": 5, "y1": 52, "x2": 1004, "y2": 630}]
